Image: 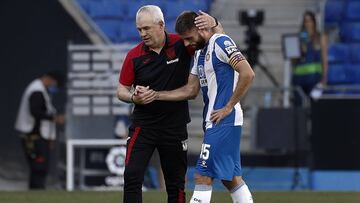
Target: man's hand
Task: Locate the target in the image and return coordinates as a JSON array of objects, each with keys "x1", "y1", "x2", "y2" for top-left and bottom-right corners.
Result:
[
  {"x1": 134, "y1": 85, "x2": 149, "y2": 95},
  {"x1": 195, "y1": 10, "x2": 217, "y2": 30},
  {"x1": 54, "y1": 114, "x2": 65, "y2": 125},
  {"x1": 132, "y1": 85, "x2": 157, "y2": 104},
  {"x1": 210, "y1": 106, "x2": 232, "y2": 124}
]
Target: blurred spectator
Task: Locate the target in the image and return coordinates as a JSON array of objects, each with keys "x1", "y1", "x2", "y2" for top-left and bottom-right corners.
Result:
[
  {"x1": 292, "y1": 11, "x2": 328, "y2": 105},
  {"x1": 14, "y1": 71, "x2": 65, "y2": 189}
]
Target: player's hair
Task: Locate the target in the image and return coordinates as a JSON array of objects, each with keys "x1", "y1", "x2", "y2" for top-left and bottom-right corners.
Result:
[
  {"x1": 175, "y1": 11, "x2": 198, "y2": 34},
  {"x1": 301, "y1": 10, "x2": 317, "y2": 33},
  {"x1": 44, "y1": 70, "x2": 65, "y2": 87},
  {"x1": 136, "y1": 5, "x2": 164, "y2": 24}
]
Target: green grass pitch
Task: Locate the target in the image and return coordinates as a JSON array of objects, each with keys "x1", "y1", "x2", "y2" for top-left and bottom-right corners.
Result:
[{"x1": 1, "y1": 191, "x2": 360, "y2": 203}]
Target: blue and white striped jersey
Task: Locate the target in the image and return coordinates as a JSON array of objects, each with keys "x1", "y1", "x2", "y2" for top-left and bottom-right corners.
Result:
[{"x1": 191, "y1": 34, "x2": 244, "y2": 130}]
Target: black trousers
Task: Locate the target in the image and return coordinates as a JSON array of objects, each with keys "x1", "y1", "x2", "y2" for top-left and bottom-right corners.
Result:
[
  {"x1": 123, "y1": 125, "x2": 188, "y2": 203},
  {"x1": 22, "y1": 134, "x2": 50, "y2": 189}
]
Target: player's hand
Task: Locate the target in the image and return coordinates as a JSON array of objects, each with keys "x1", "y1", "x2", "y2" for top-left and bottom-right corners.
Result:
[
  {"x1": 54, "y1": 114, "x2": 65, "y2": 125},
  {"x1": 210, "y1": 106, "x2": 232, "y2": 124},
  {"x1": 133, "y1": 86, "x2": 157, "y2": 104},
  {"x1": 195, "y1": 10, "x2": 216, "y2": 30},
  {"x1": 134, "y1": 85, "x2": 149, "y2": 95}
]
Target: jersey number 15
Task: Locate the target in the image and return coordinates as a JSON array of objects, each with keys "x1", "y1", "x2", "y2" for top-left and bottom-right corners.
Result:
[{"x1": 200, "y1": 144, "x2": 211, "y2": 160}]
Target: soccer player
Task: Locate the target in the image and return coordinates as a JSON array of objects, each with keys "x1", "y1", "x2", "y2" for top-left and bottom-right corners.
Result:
[
  {"x1": 141, "y1": 11, "x2": 255, "y2": 203},
  {"x1": 117, "y1": 6, "x2": 221, "y2": 203}
]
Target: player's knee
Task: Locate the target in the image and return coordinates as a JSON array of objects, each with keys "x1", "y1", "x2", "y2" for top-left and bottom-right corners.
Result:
[
  {"x1": 193, "y1": 173, "x2": 213, "y2": 185},
  {"x1": 233, "y1": 176, "x2": 244, "y2": 184},
  {"x1": 222, "y1": 176, "x2": 244, "y2": 190}
]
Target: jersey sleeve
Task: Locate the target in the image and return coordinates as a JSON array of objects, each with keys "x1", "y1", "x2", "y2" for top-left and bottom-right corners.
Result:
[
  {"x1": 29, "y1": 92, "x2": 54, "y2": 120},
  {"x1": 214, "y1": 35, "x2": 245, "y2": 66},
  {"x1": 119, "y1": 53, "x2": 135, "y2": 86},
  {"x1": 190, "y1": 52, "x2": 200, "y2": 76}
]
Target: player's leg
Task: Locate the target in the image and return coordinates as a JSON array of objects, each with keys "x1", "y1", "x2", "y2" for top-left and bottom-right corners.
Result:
[
  {"x1": 24, "y1": 134, "x2": 50, "y2": 189},
  {"x1": 189, "y1": 127, "x2": 228, "y2": 203},
  {"x1": 123, "y1": 126, "x2": 156, "y2": 203},
  {"x1": 220, "y1": 126, "x2": 253, "y2": 203},
  {"x1": 222, "y1": 176, "x2": 253, "y2": 203},
  {"x1": 189, "y1": 173, "x2": 213, "y2": 203},
  {"x1": 157, "y1": 126, "x2": 188, "y2": 203}
]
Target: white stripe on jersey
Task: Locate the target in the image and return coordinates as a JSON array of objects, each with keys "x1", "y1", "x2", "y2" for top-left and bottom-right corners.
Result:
[
  {"x1": 233, "y1": 71, "x2": 243, "y2": 126},
  {"x1": 204, "y1": 53, "x2": 217, "y2": 129}
]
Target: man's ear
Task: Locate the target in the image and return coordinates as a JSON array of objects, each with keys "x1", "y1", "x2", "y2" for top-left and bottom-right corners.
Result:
[{"x1": 159, "y1": 21, "x2": 165, "y2": 29}]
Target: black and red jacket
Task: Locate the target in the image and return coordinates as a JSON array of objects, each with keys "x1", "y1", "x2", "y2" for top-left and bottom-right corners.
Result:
[{"x1": 120, "y1": 32, "x2": 194, "y2": 128}]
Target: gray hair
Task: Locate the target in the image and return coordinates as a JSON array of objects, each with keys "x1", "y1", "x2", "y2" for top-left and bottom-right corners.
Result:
[{"x1": 136, "y1": 5, "x2": 165, "y2": 24}]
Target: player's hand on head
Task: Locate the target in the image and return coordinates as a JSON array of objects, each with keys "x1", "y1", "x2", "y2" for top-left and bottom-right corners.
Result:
[
  {"x1": 195, "y1": 10, "x2": 216, "y2": 30},
  {"x1": 210, "y1": 106, "x2": 232, "y2": 124}
]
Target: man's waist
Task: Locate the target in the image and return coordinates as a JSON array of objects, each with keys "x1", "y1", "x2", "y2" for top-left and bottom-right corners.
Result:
[
  {"x1": 131, "y1": 119, "x2": 190, "y2": 129},
  {"x1": 132, "y1": 111, "x2": 190, "y2": 128}
]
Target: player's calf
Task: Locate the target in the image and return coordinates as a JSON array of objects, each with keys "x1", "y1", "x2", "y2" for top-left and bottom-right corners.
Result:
[{"x1": 190, "y1": 174, "x2": 213, "y2": 203}]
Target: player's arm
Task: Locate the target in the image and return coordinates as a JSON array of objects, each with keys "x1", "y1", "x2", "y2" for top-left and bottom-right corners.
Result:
[
  {"x1": 29, "y1": 91, "x2": 55, "y2": 120},
  {"x1": 226, "y1": 54, "x2": 254, "y2": 108},
  {"x1": 194, "y1": 11, "x2": 224, "y2": 34},
  {"x1": 156, "y1": 74, "x2": 200, "y2": 101},
  {"x1": 117, "y1": 52, "x2": 156, "y2": 104},
  {"x1": 320, "y1": 33, "x2": 328, "y2": 85},
  {"x1": 117, "y1": 84, "x2": 133, "y2": 103}
]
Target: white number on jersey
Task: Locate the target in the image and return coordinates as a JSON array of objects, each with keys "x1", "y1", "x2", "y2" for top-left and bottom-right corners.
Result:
[{"x1": 200, "y1": 144, "x2": 211, "y2": 160}]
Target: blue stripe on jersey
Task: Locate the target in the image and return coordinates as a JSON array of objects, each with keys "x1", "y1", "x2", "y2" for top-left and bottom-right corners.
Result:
[
  {"x1": 212, "y1": 40, "x2": 236, "y2": 126},
  {"x1": 198, "y1": 47, "x2": 209, "y2": 131}
]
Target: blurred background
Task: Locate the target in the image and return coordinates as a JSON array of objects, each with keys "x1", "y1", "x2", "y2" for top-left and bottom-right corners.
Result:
[{"x1": 1, "y1": 0, "x2": 360, "y2": 193}]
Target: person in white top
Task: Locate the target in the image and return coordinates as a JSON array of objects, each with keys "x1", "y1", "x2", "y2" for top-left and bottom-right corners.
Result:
[{"x1": 15, "y1": 71, "x2": 64, "y2": 189}]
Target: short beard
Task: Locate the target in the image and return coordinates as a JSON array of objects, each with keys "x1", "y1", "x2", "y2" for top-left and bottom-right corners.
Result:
[{"x1": 195, "y1": 37, "x2": 206, "y2": 50}]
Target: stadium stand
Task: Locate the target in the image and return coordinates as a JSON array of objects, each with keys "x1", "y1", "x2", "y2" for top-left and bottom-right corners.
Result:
[
  {"x1": 87, "y1": 0, "x2": 126, "y2": 18},
  {"x1": 76, "y1": 0, "x2": 212, "y2": 43},
  {"x1": 324, "y1": 0, "x2": 345, "y2": 28},
  {"x1": 351, "y1": 44, "x2": 360, "y2": 63},
  {"x1": 341, "y1": 22, "x2": 360, "y2": 43},
  {"x1": 344, "y1": 0, "x2": 360, "y2": 21},
  {"x1": 120, "y1": 20, "x2": 140, "y2": 42},
  {"x1": 325, "y1": 0, "x2": 360, "y2": 85},
  {"x1": 327, "y1": 64, "x2": 351, "y2": 85},
  {"x1": 327, "y1": 43, "x2": 350, "y2": 64},
  {"x1": 94, "y1": 19, "x2": 122, "y2": 42}
]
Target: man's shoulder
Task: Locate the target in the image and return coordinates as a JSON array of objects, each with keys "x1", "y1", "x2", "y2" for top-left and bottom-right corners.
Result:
[
  {"x1": 167, "y1": 33, "x2": 183, "y2": 46},
  {"x1": 126, "y1": 42, "x2": 146, "y2": 58},
  {"x1": 211, "y1": 34, "x2": 238, "y2": 55},
  {"x1": 211, "y1": 34, "x2": 232, "y2": 45},
  {"x1": 26, "y1": 79, "x2": 45, "y2": 93}
]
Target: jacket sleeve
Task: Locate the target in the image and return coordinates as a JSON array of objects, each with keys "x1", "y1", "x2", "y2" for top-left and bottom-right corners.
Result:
[{"x1": 29, "y1": 91, "x2": 54, "y2": 120}]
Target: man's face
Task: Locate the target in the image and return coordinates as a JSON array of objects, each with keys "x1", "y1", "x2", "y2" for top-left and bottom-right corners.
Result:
[
  {"x1": 46, "y1": 77, "x2": 59, "y2": 94},
  {"x1": 136, "y1": 12, "x2": 164, "y2": 47},
  {"x1": 180, "y1": 28, "x2": 206, "y2": 50},
  {"x1": 304, "y1": 15, "x2": 315, "y2": 34}
]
